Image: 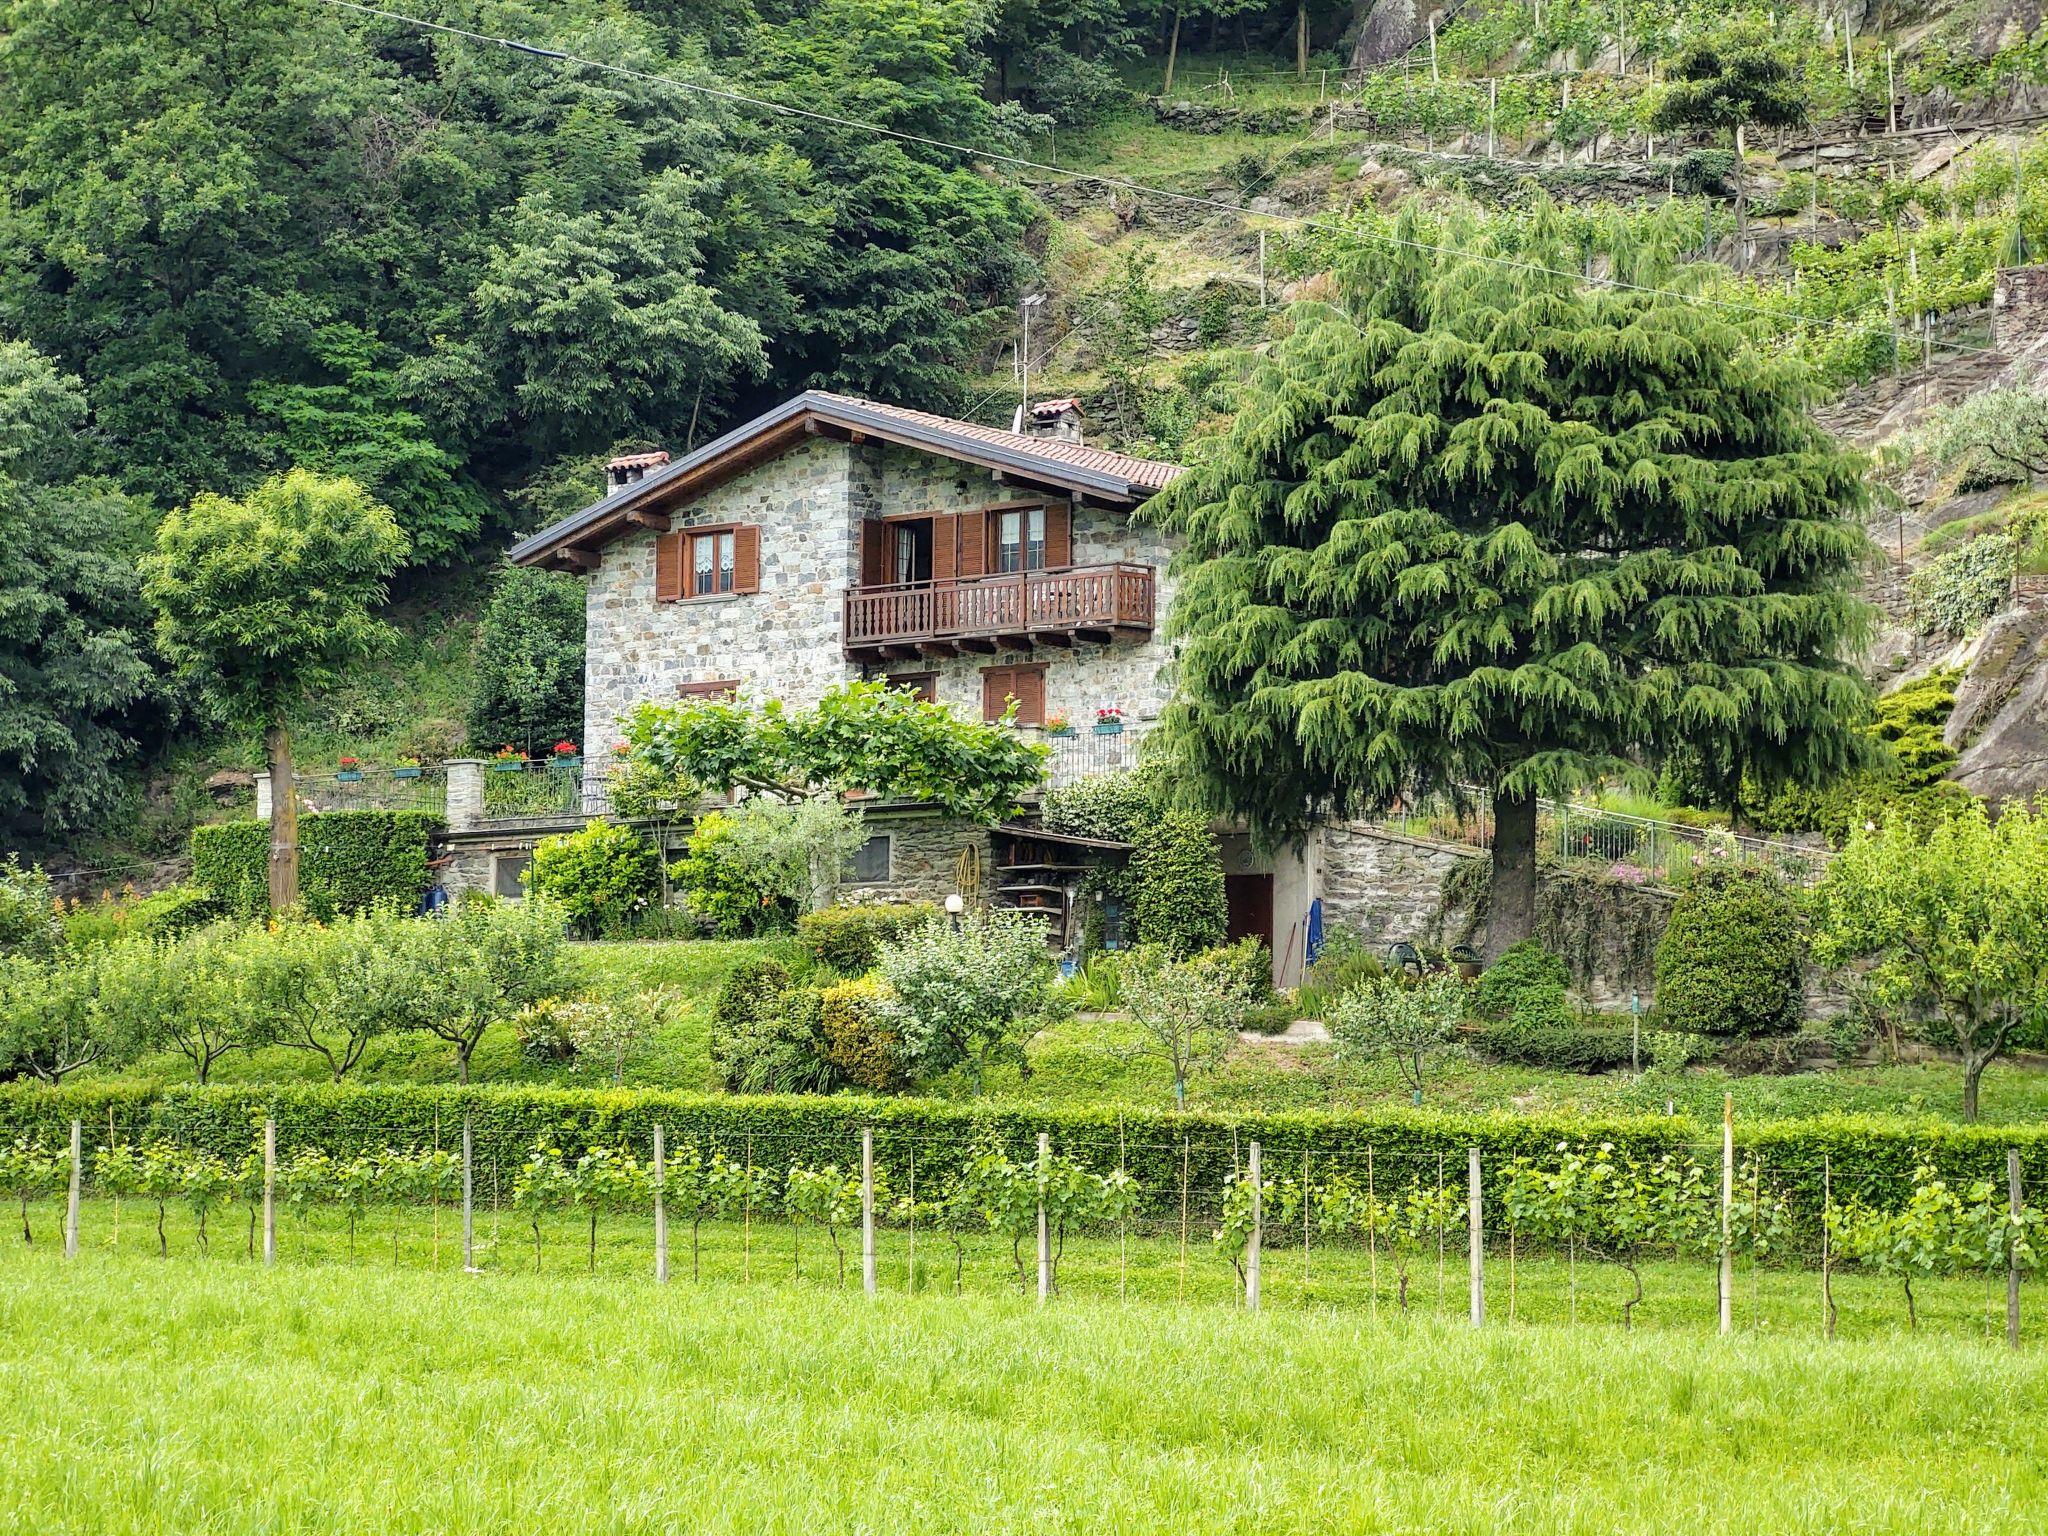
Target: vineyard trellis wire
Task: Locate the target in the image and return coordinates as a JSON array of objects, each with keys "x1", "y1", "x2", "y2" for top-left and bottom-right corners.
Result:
[{"x1": 5, "y1": 1107, "x2": 2040, "y2": 1348}]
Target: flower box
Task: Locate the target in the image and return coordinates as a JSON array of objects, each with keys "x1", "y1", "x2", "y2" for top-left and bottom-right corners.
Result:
[
  {"x1": 1093, "y1": 720, "x2": 1123, "y2": 736},
  {"x1": 392, "y1": 766, "x2": 423, "y2": 780},
  {"x1": 336, "y1": 770, "x2": 364, "y2": 783},
  {"x1": 490, "y1": 759, "x2": 526, "y2": 774}
]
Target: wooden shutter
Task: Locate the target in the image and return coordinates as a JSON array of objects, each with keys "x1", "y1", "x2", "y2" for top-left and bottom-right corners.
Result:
[
  {"x1": 1044, "y1": 501, "x2": 1072, "y2": 568},
  {"x1": 1014, "y1": 664, "x2": 1046, "y2": 726},
  {"x1": 956, "y1": 510, "x2": 988, "y2": 578},
  {"x1": 981, "y1": 666, "x2": 1011, "y2": 722},
  {"x1": 859, "y1": 520, "x2": 887, "y2": 587},
  {"x1": 932, "y1": 515, "x2": 957, "y2": 583},
  {"x1": 654, "y1": 531, "x2": 683, "y2": 602},
  {"x1": 733, "y1": 524, "x2": 761, "y2": 593}
]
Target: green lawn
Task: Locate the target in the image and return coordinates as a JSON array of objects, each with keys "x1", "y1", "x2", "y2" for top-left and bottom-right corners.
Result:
[{"x1": 0, "y1": 1245, "x2": 2040, "y2": 1533}]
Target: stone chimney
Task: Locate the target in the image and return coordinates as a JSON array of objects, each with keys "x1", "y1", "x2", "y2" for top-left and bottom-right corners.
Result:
[
  {"x1": 1992, "y1": 265, "x2": 2048, "y2": 356},
  {"x1": 1024, "y1": 398, "x2": 1086, "y2": 446},
  {"x1": 605, "y1": 449, "x2": 670, "y2": 497}
]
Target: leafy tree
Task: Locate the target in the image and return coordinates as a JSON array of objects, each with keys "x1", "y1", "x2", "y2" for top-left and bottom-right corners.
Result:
[
  {"x1": 0, "y1": 857, "x2": 57, "y2": 959},
  {"x1": 1331, "y1": 973, "x2": 1469, "y2": 1100},
  {"x1": 0, "y1": 947, "x2": 149, "y2": 1083},
  {"x1": 1811, "y1": 800, "x2": 2048, "y2": 1122},
  {"x1": 1649, "y1": 24, "x2": 1807, "y2": 269},
  {"x1": 559, "y1": 993, "x2": 672, "y2": 1085},
  {"x1": 0, "y1": 341, "x2": 166, "y2": 847},
  {"x1": 674, "y1": 799, "x2": 867, "y2": 934},
  {"x1": 1919, "y1": 387, "x2": 2048, "y2": 490},
  {"x1": 375, "y1": 897, "x2": 571, "y2": 1084},
  {"x1": 97, "y1": 925, "x2": 272, "y2": 1084},
  {"x1": 528, "y1": 819, "x2": 662, "y2": 939},
  {"x1": 877, "y1": 909, "x2": 1068, "y2": 1091},
  {"x1": 469, "y1": 565, "x2": 587, "y2": 757},
  {"x1": 1145, "y1": 205, "x2": 1873, "y2": 957},
  {"x1": 1117, "y1": 942, "x2": 1256, "y2": 1106},
  {"x1": 622, "y1": 680, "x2": 1047, "y2": 824},
  {"x1": 142, "y1": 469, "x2": 407, "y2": 909}
]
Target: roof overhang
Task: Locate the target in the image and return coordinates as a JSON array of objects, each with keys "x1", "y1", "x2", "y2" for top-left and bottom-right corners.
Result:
[{"x1": 509, "y1": 391, "x2": 1176, "y2": 570}]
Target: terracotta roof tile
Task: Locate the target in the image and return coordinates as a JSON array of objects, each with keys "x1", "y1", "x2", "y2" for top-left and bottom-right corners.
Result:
[{"x1": 810, "y1": 392, "x2": 1181, "y2": 492}]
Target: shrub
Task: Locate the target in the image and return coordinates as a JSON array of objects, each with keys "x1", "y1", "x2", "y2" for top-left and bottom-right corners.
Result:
[
  {"x1": 468, "y1": 563, "x2": 586, "y2": 754},
  {"x1": 711, "y1": 957, "x2": 793, "y2": 1043},
  {"x1": 818, "y1": 975, "x2": 908, "y2": 1092},
  {"x1": 0, "y1": 857, "x2": 56, "y2": 959},
  {"x1": 1470, "y1": 1021, "x2": 1638, "y2": 1073},
  {"x1": 191, "y1": 811, "x2": 439, "y2": 920},
  {"x1": 58, "y1": 883, "x2": 221, "y2": 948},
  {"x1": 527, "y1": 818, "x2": 661, "y2": 938},
  {"x1": 876, "y1": 909, "x2": 1067, "y2": 1092},
  {"x1": 1187, "y1": 937, "x2": 1273, "y2": 1003},
  {"x1": 715, "y1": 984, "x2": 837, "y2": 1095},
  {"x1": 672, "y1": 798, "x2": 864, "y2": 937},
  {"x1": 1472, "y1": 940, "x2": 1573, "y2": 1028},
  {"x1": 1655, "y1": 867, "x2": 1803, "y2": 1038},
  {"x1": 1907, "y1": 532, "x2": 2014, "y2": 637},
  {"x1": 1295, "y1": 924, "x2": 1382, "y2": 1018},
  {"x1": 1331, "y1": 973, "x2": 1468, "y2": 1098},
  {"x1": 795, "y1": 902, "x2": 938, "y2": 975},
  {"x1": 1041, "y1": 770, "x2": 1158, "y2": 843},
  {"x1": 1126, "y1": 809, "x2": 1225, "y2": 958}
]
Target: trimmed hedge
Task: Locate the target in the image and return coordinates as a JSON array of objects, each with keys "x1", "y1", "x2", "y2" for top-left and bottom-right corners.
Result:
[
  {"x1": 795, "y1": 902, "x2": 938, "y2": 974},
  {"x1": 1469, "y1": 1022, "x2": 1638, "y2": 1074},
  {"x1": 192, "y1": 811, "x2": 441, "y2": 919},
  {"x1": 4, "y1": 1081, "x2": 2041, "y2": 1227}
]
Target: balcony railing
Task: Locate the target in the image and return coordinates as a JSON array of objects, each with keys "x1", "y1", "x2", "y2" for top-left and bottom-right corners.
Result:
[
  {"x1": 1039, "y1": 719, "x2": 1156, "y2": 787},
  {"x1": 480, "y1": 755, "x2": 616, "y2": 824},
  {"x1": 843, "y1": 563, "x2": 1155, "y2": 658}
]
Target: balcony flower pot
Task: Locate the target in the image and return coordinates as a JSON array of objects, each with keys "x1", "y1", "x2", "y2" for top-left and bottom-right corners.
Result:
[
  {"x1": 392, "y1": 766, "x2": 423, "y2": 780},
  {"x1": 1093, "y1": 720, "x2": 1123, "y2": 736},
  {"x1": 1044, "y1": 722, "x2": 1075, "y2": 738},
  {"x1": 553, "y1": 756, "x2": 582, "y2": 770},
  {"x1": 336, "y1": 769, "x2": 364, "y2": 783},
  {"x1": 490, "y1": 759, "x2": 525, "y2": 774}
]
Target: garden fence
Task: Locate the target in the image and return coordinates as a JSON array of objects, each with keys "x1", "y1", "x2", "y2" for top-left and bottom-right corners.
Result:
[
  {"x1": 11, "y1": 1104, "x2": 2035, "y2": 1349},
  {"x1": 287, "y1": 766, "x2": 447, "y2": 818},
  {"x1": 478, "y1": 754, "x2": 617, "y2": 824}
]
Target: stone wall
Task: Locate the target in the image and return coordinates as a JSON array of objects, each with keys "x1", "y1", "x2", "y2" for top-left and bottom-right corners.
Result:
[
  {"x1": 582, "y1": 433, "x2": 862, "y2": 750},
  {"x1": 1992, "y1": 264, "x2": 2048, "y2": 355},
  {"x1": 838, "y1": 807, "x2": 995, "y2": 906},
  {"x1": 1316, "y1": 823, "x2": 1477, "y2": 949}
]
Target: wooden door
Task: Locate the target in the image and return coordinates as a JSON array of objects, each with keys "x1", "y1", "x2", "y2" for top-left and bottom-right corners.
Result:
[{"x1": 1225, "y1": 873, "x2": 1274, "y2": 949}]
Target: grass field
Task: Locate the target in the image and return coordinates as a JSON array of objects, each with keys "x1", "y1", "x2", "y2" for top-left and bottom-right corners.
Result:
[{"x1": 1, "y1": 1246, "x2": 2041, "y2": 1534}]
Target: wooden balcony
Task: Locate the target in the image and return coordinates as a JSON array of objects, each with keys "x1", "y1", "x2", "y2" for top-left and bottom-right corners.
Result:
[{"x1": 843, "y1": 563, "x2": 1155, "y2": 660}]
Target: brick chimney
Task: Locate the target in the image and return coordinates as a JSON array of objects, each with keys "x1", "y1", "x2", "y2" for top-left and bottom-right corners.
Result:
[
  {"x1": 1024, "y1": 398, "x2": 1085, "y2": 446},
  {"x1": 605, "y1": 449, "x2": 670, "y2": 497}
]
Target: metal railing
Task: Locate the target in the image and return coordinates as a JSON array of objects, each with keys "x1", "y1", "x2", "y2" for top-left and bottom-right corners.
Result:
[
  {"x1": 479, "y1": 755, "x2": 615, "y2": 824},
  {"x1": 1038, "y1": 718, "x2": 1157, "y2": 787},
  {"x1": 1359, "y1": 790, "x2": 1831, "y2": 888},
  {"x1": 288, "y1": 766, "x2": 447, "y2": 818}
]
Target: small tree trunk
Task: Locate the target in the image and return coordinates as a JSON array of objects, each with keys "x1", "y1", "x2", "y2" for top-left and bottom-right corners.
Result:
[
  {"x1": 156, "y1": 1200, "x2": 167, "y2": 1259},
  {"x1": 1903, "y1": 1274, "x2": 1917, "y2": 1331},
  {"x1": 1163, "y1": 7, "x2": 1182, "y2": 92},
  {"x1": 1296, "y1": 2, "x2": 1308, "y2": 75},
  {"x1": 18, "y1": 1193, "x2": 28, "y2": 1246},
  {"x1": 1397, "y1": 1267, "x2": 1410, "y2": 1311},
  {"x1": 533, "y1": 1220, "x2": 543, "y2": 1274},
  {"x1": 1962, "y1": 1047, "x2": 1989, "y2": 1123},
  {"x1": 1622, "y1": 1259, "x2": 1642, "y2": 1331},
  {"x1": 1487, "y1": 786, "x2": 1539, "y2": 961},
  {"x1": 589, "y1": 1210, "x2": 598, "y2": 1272},
  {"x1": 266, "y1": 716, "x2": 300, "y2": 911}
]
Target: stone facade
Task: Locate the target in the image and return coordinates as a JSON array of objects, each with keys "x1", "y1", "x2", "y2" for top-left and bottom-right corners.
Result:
[
  {"x1": 839, "y1": 807, "x2": 995, "y2": 906},
  {"x1": 1316, "y1": 823, "x2": 1478, "y2": 951},
  {"x1": 580, "y1": 436, "x2": 1179, "y2": 749}
]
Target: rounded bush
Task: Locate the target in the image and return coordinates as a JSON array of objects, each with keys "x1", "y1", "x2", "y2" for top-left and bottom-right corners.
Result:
[
  {"x1": 1472, "y1": 940, "x2": 1571, "y2": 1027},
  {"x1": 1654, "y1": 867, "x2": 1804, "y2": 1038},
  {"x1": 527, "y1": 818, "x2": 660, "y2": 938}
]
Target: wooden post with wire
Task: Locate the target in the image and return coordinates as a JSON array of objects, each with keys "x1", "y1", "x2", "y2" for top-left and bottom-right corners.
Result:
[
  {"x1": 64, "y1": 1119, "x2": 81, "y2": 1260},
  {"x1": 461, "y1": 1111, "x2": 476, "y2": 1274},
  {"x1": 2010, "y1": 1148, "x2": 2025, "y2": 1350},
  {"x1": 654, "y1": 1123, "x2": 669, "y2": 1284},
  {"x1": 263, "y1": 1118, "x2": 277, "y2": 1267},
  {"x1": 1719, "y1": 1094, "x2": 1734, "y2": 1336},
  {"x1": 1468, "y1": 1147, "x2": 1484, "y2": 1327},
  {"x1": 861, "y1": 1126, "x2": 877, "y2": 1297},
  {"x1": 1037, "y1": 1131, "x2": 1052, "y2": 1304},
  {"x1": 1246, "y1": 1140, "x2": 1262, "y2": 1311}
]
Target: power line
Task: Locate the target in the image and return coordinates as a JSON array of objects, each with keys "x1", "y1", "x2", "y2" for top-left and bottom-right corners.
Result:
[{"x1": 308, "y1": 0, "x2": 2008, "y2": 364}]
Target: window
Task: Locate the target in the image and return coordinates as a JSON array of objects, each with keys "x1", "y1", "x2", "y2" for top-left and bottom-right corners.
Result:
[
  {"x1": 492, "y1": 853, "x2": 532, "y2": 899},
  {"x1": 982, "y1": 663, "x2": 1046, "y2": 726},
  {"x1": 887, "y1": 672, "x2": 937, "y2": 704},
  {"x1": 846, "y1": 833, "x2": 892, "y2": 884},
  {"x1": 691, "y1": 528, "x2": 736, "y2": 596},
  {"x1": 995, "y1": 506, "x2": 1047, "y2": 573},
  {"x1": 891, "y1": 520, "x2": 933, "y2": 585},
  {"x1": 677, "y1": 679, "x2": 741, "y2": 700}
]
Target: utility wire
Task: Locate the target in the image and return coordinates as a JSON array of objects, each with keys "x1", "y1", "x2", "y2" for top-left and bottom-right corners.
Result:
[{"x1": 309, "y1": 0, "x2": 2010, "y2": 363}]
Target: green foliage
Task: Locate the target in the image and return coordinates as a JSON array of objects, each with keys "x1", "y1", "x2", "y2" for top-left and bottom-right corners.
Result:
[
  {"x1": 1470, "y1": 1020, "x2": 1639, "y2": 1073},
  {"x1": 1472, "y1": 941, "x2": 1572, "y2": 1028},
  {"x1": 1812, "y1": 801, "x2": 2048, "y2": 1121},
  {"x1": 468, "y1": 565, "x2": 587, "y2": 756},
  {"x1": 1331, "y1": 973, "x2": 1469, "y2": 1098},
  {"x1": 624, "y1": 681, "x2": 1047, "y2": 825},
  {"x1": 674, "y1": 799, "x2": 866, "y2": 937},
  {"x1": 1654, "y1": 867, "x2": 1803, "y2": 1039},
  {"x1": 1118, "y1": 942, "x2": 1259, "y2": 1105},
  {"x1": 56, "y1": 883, "x2": 221, "y2": 949},
  {"x1": 0, "y1": 341, "x2": 165, "y2": 847},
  {"x1": 0, "y1": 857, "x2": 57, "y2": 959},
  {"x1": 876, "y1": 909, "x2": 1068, "y2": 1091},
  {"x1": 0, "y1": 946, "x2": 151, "y2": 1083},
  {"x1": 795, "y1": 902, "x2": 938, "y2": 975},
  {"x1": 708, "y1": 959, "x2": 837, "y2": 1095},
  {"x1": 817, "y1": 975, "x2": 908, "y2": 1093},
  {"x1": 1908, "y1": 534, "x2": 2019, "y2": 638},
  {"x1": 1919, "y1": 386, "x2": 2048, "y2": 491},
  {"x1": 528, "y1": 819, "x2": 661, "y2": 939},
  {"x1": 143, "y1": 469, "x2": 408, "y2": 735},
  {"x1": 1148, "y1": 200, "x2": 1874, "y2": 946},
  {"x1": 1125, "y1": 809, "x2": 1225, "y2": 958},
  {"x1": 191, "y1": 812, "x2": 439, "y2": 922},
  {"x1": 1650, "y1": 24, "x2": 1807, "y2": 141},
  {"x1": 1293, "y1": 924, "x2": 1383, "y2": 1019},
  {"x1": 1828, "y1": 1161, "x2": 2039, "y2": 1328},
  {"x1": 1041, "y1": 769, "x2": 1160, "y2": 843}
]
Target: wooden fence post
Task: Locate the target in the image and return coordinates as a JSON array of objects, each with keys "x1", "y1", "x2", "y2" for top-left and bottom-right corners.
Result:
[
  {"x1": 1468, "y1": 1146, "x2": 1484, "y2": 1327},
  {"x1": 2011, "y1": 1148, "x2": 2025, "y2": 1351},
  {"x1": 1037, "y1": 1131, "x2": 1052, "y2": 1304},
  {"x1": 861, "y1": 1127, "x2": 877, "y2": 1297},
  {"x1": 1719, "y1": 1095, "x2": 1734, "y2": 1337},
  {"x1": 1246, "y1": 1140, "x2": 1262, "y2": 1311},
  {"x1": 262, "y1": 1119, "x2": 276, "y2": 1267},
  {"x1": 461, "y1": 1111, "x2": 476, "y2": 1274},
  {"x1": 654, "y1": 1123, "x2": 669, "y2": 1284},
  {"x1": 64, "y1": 1119, "x2": 81, "y2": 1260}
]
